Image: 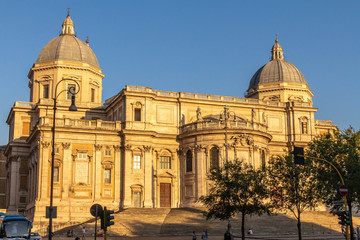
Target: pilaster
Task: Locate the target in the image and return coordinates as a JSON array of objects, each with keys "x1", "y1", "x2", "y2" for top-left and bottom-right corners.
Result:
[
  {"x1": 113, "y1": 145, "x2": 121, "y2": 203},
  {"x1": 123, "y1": 144, "x2": 132, "y2": 207},
  {"x1": 94, "y1": 144, "x2": 102, "y2": 200},
  {"x1": 143, "y1": 145, "x2": 153, "y2": 207},
  {"x1": 61, "y1": 142, "x2": 71, "y2": 200}
]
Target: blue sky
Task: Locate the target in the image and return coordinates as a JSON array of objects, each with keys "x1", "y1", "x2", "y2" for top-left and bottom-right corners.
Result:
[{"x1": 0, "y1": 1, "x2": 359, "y2": 144}]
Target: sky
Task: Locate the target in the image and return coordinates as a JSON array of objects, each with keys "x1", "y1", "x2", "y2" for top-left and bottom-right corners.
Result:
[{"x1": 0, "y1": 1, "x2": 359, "y2": 144}]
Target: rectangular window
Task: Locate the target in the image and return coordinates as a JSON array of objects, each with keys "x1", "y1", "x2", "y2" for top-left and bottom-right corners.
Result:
[
  {"x1": 104, "y1": 149, "x2": 112, "y2": 157},
  {"x1": 104, "y1": 169, "x2": 111, "y2": 184},
  {"x1": 22, "y1": 122, "x2": 30, "y2": 136},
  {"x1": 20, "y1": 176, "x2": 28, "y2": 190},
  {"x1": 54, "y1": 166, "x2": 59, "y2": 183},
  {"x1": 134, "y1": 108, "x2": 141, "y2": 121},
  {"x1": 301, "y1": 122, "x2": 308, "y2": 134},
  {"x1": 77, "y1": 152, "x2": 87, "y2": 160},
  {"x1": 67, "y1": 84, "x2": 76, "y2": 100},
  {"x1": 43, "y1": 84, "x2": 49, "y2": 99},
  {"x1": 91, "y1": 88, "x2": 95, "y2": 102},
  {"x1": 160, "y1": 156, "x2": 171, "y2": 169},
  {"x1": 133, "y1": 155, "x2": 141, "y2": 169}
]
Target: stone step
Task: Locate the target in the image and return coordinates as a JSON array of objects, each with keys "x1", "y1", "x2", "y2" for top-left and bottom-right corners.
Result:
[{"x1": 54, "y1": 208, "x2": 359, "y2": 238}]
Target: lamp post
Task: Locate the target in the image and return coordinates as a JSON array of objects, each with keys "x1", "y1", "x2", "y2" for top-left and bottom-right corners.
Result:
[{"x1": 48, "y1": 79, "x2": 79, "y2": 240}]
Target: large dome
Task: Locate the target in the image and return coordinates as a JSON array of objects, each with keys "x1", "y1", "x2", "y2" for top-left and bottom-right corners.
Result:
[
  {"x1": 36, "y1": 13, "x2": 100, "y2": 69},
  {"x1": 247, "y1": 38, "x2": 307, "y2": 94}
]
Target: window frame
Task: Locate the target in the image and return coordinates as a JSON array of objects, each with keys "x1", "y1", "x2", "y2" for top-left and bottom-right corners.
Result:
[
  {"x1": 210, "y1": 147, "x2": 219, "y2": 169},
  {"x1": 160, "y1": 156, "x2": 171, "y2": 169},
  {"x1": 186, "y1": 150, "x2": 192, "y2": 173},
  {"x1": 133, "y1": 154, "x2": 141, "y2": 169},
  {"x1": 104, "y1": 168, "x2": 111, "y2": 184},
  {"x1": 134, "y1": 108, "x2": 141, "y2": 121}
]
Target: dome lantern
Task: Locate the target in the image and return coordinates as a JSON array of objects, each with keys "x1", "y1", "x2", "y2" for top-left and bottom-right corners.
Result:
[
  {"x1": 61, "y1": 9, "x2": 75, "y2": 36},
  {"x1": 271, "y1": 36, "x2": 284, "y2": 61}
]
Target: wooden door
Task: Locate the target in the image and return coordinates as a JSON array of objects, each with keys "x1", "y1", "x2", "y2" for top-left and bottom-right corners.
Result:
[
  {"x1": 133, "y1": 192, "x2": 141, "y2": 207},
  {"x1": 160, "y1": 183, "x2": 171, "y2": 207}
]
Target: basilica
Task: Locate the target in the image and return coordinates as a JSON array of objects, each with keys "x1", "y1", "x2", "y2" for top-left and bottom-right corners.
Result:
[{"x1": 5, "y1": 13, "x2": 336, "y2": 227}]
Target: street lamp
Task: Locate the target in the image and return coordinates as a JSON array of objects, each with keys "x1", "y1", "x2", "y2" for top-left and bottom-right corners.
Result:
[{"x1": 48, "y1": 78, "x2": 80, "y2": 240}]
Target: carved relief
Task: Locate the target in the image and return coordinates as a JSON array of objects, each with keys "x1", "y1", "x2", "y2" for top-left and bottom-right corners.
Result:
[
  {"x1": 223, "y1": 143, "x2": 232, "y2": 150},
  {"x1": 113, "y1": 145, "x2": 121, "y2": 152},
  {"x1": 288, "y1": 95, "x2": 304, "y2": 102},
  {"x1": 62, "y1": 142, "x2": 71, "y2": 149},
  {"x1": 143, "y1": 145, "x2": 152, "y2": 152},
  {"x1": 125, "y1": 144, "x2": 132, "y2": 151},
  {"x1": 41, "y1": 141, "x2": 50, "y2": 148},
  {"x1": 262, "y1": 95, "x2": 280, "y2": 102},
  {"x1": 194, "y1": 144, "x2": 203, "y2": 151},
  {"x1": 94, "y1": 144, "x2": 102, "y2": 151},
  {"x1": 231, "y1": 134, "x2": 254, "y2": 146}
]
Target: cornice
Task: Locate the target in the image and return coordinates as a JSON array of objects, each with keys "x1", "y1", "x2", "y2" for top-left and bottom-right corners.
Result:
[{"x1": 30, "y1": 64, "x2": 104, "y2": 78}]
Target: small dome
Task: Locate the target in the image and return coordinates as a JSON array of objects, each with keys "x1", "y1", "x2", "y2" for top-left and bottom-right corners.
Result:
[
  {"x1": 247, "y1": 38, "x2": 307, "y2": 93},
  {"x1": 36, "y1": 13, "x2": 100, "y2": 69}
]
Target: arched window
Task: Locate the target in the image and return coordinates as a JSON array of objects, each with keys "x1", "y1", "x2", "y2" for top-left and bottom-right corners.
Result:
[
  {"x1": 186, "y1": 150, "x2": 192, "y2": 172},
  {"x1": 210, "y1": 147, "x2": 219, "y2": 169}
]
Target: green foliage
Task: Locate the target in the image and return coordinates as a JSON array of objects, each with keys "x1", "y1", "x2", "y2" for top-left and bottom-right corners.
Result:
[
  {"x1": 267, "y1": 155, "x2": 323, "y2": 218},
  {"x1": 306, "y1": 127, "x2": 360, "y2": 211},
  {"x1": 199, "y1": 159, "x2": 272, "y2": 220}
]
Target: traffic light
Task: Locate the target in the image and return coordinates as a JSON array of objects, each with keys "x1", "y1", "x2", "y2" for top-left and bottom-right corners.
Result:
[
  {"x1": 292, "y1": 147, "x2": 304, "y2": 165},
  {"x1": 104, "y1": 207, "x2": 114, "y2": 228},
  {"x1": 100, "y1": 211, "x2": 105, "y2": 230},
  {"x1": 345, "y1": 211, "x2": 351, "y2": 225},
  {"x1": 336, "y1": 211, "x2": 346, "y2": 225}
]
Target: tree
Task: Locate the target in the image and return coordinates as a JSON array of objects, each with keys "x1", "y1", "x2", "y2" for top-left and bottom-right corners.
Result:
[
  {"x1": 199, "y1": 159, "x2": 272, "y2": 240},
  {"x1": 267, "y1": 155, "x2": 323, "y2": 240},
  {"x1": 306, "y1": 127, "x2": 360, "y2": 240}
]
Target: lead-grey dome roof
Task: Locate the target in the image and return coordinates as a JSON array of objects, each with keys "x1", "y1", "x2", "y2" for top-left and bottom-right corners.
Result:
[
  {"x1": 247, "y1": 38, "x2": 308, "y2": 93},
  {"x1": 36, "y1": 13, "x2": 100, "y2": 69}
]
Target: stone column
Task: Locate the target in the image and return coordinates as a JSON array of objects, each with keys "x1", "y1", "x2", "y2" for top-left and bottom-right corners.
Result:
[
  {"x1": 94, "y1": 144, "x2": 102, "y2": 200},
  {"x1": 123, "y1": 144, "x2": 132, "y2": 207},
  {"x1": 143, "y1": 145, "x2": 153, "y2": 207},
  {"x1": 114, "y1": 145, "x2": 121, "y2": 203},
  {"x1": 7, "y1": 156, "x2": 20, "y2": 212}
]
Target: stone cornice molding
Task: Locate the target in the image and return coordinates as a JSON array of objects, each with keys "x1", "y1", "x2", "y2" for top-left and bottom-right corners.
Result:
[{"x1": 30, "y1": 64, "x2": 104, "y2": 78}]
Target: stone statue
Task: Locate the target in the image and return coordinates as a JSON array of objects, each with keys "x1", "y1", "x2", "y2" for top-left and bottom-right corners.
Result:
[
  {"x1": 251, "y1": 109, "x2": 256, "y2": 122},
  {"x1": 196, "y1": 107, "x2": 203, "y2": 121},
  {"x1": 262, "y1": 112, "x2": 267, "y2": 124}
]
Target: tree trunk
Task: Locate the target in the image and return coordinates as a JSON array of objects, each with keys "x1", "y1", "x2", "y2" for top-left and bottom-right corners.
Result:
[
  {"x1": 297, "y1": 210, "x2": 302, "y2": 240},
  {"x1": 241, "y1": 212, "x2": 245, "y2": 240}
]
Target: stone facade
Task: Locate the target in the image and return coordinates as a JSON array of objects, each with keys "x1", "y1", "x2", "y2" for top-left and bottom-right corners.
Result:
[{"x1": 5, "y1": 14, "x2": 336, "y2": 230}]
